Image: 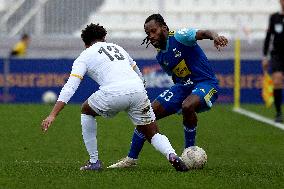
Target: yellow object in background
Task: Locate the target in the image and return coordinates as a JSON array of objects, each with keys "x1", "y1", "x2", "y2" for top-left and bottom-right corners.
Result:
[
  {"x1": 262, "y1": 72, "x2": 274, "y2": 108},
  {"x1": 12, "y1": 41, "x2": 27, "y2": 56},
  {"x1": 234, "y1": 39, "x2": 241, "y2": 109}
]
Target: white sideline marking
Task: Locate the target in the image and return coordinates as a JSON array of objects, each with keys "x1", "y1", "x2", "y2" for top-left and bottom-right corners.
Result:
[{"x1": 233, "y1": 107, "x2": 284, "y2": 131}]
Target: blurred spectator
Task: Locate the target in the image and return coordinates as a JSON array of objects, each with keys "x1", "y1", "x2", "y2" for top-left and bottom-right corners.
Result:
[
  {"x1": 262, "y1": 0, "x2": 284, "y2": 122},
  {"x1": 10, "y1": 33, "x2": 31, "y2": 57}
]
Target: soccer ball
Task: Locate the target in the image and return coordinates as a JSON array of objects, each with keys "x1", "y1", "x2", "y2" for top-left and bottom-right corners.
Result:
[
  {"x1": 42, "y1": 91, "x2": 57, "y2": 104},
  {"x1": 181, "y1": 146, "x2": 207, "y2": 169}
]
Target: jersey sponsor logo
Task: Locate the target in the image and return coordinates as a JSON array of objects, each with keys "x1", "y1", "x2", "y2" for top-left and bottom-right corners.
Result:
[
  {"x1": 275, "y1": 24, "x2": 283, "y2": 33},
  {"x1": 173, "y1": 48, "x2": 181, "y2": 58},
  {"x1": 172, "y1": 59, "x2": 190, "y2": 78}
]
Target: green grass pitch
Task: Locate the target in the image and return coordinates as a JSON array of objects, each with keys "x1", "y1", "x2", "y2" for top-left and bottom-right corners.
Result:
[{"x1": 0, "y1": 104, "x2": 283, "y2": 188}]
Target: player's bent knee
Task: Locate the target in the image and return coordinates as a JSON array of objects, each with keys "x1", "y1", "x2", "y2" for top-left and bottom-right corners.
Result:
[
  {"x1": 181, "y1": 102, "x2": 195, "y2": 115},
  {"x1": 81, "y1": 102, "x2": 88, "y2": 113},
  {"x1": 182, "y1": 95, "x2": 201, "y2": 114},
  {"x1": 81, "y1": 101, "x2": 97, "y2": 117}
]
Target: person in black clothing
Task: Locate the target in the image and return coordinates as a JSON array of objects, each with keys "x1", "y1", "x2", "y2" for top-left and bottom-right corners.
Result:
[{"x1": 262, "y1": 0, "x2": 284, "y2": 122}]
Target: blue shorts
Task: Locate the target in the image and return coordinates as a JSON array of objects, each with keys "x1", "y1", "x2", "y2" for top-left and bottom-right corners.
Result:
[{"x1": 156, "y1": 81, "x2": 219, "y2": 114}]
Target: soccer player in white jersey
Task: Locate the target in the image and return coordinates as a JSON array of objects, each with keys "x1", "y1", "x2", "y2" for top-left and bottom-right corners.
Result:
[{"x1": 41, "y1": 23, "x2": 188, "y2": 171}]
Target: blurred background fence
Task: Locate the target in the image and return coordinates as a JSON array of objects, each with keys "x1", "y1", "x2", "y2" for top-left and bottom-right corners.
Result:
[
  {"x1": 0, "y1": 0, "x2": 281, "y2": 103},
  {"x1": 0, "y1": 0, "x2": 280, "y2": 59},
  {"x1": 0, "y1": 0, "x2": 278, "y2": 38}
]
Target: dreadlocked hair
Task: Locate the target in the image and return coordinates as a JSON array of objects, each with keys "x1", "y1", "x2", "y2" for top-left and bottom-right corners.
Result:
[
  {"x1": 81, "y1": 23, "x2": 107, "y2": 46},
  {"x1": 141, "y1": 14, "x2": 169, "y2": 48},
  {"x1": 141, "y1": 37, "x2": 151, "y2": 48}
]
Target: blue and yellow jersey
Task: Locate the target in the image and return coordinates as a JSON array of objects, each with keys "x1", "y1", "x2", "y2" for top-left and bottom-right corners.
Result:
[{"x1": 156, "y1": 28, "x2": 218, "y2": 85}]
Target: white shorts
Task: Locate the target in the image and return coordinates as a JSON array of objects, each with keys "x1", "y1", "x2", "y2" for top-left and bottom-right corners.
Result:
[{"x1": 87, "y1": 90, "x2": 156, "y2": 125}]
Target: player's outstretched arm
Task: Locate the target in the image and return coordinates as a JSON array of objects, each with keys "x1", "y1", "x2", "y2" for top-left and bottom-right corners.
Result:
[
  {"x1": 41, "y1": 74, "x2": 82, "y2": 132},
  {"x1": 41, "y1": 101, "x2": 66, "y2": 132},
  {"x1": 41, "y1": 54, "x2": 85, "y2": 132},
  {"x1": 196, "y1": 30, "x2": 228, "y2": 51}
]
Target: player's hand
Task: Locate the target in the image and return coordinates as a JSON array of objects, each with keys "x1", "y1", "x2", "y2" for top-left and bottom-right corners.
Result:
[
  {"x1": 41, "y1": 115, "x2": 55, "y2": 133},
  {"x1": 262, "y1": 57, "x2": 269, "y2": 73},
  {"x1": 213, "y1": 36, "x2": 228, "y2": 51}
]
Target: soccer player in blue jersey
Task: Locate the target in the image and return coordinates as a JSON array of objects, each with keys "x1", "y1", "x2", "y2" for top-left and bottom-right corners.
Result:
[{"x1": 108, "y1": 14, "x2": 228, "y2": 168}]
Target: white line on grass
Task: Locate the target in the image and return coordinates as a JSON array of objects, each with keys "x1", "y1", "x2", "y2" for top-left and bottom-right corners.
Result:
[{"x1": 233, "y1": 107, "x2": 284, "y2": 131}]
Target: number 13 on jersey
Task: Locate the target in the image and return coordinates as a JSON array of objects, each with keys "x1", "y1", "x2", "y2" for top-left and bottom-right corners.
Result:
[{"x1": 98, "y1": 46, "x2": 125, "y2": 61}]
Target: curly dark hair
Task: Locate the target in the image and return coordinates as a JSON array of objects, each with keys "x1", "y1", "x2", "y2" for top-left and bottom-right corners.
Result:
[
  {"x1": 81, "y1": 23, "x2": 107, "y2": 46},
  {"x1": 141, "y1": 14, "x2": 169, "y2": 48}
]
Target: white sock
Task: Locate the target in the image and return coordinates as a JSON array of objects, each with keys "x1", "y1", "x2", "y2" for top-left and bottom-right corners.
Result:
[
  {"x1": 81, "y1": 114, "x2": 98, "y2": 163},
  {"x1": 151, "y1": 133, "x2": 176, "y2": 160}
]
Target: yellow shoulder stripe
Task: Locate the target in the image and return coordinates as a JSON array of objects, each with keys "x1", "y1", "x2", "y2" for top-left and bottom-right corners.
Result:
[
  {"x1": 70, "y1": 74, "x2": 83, "y2": 80},
  {"x1": 132, "y1": 63, "x2": 137, "y2": 68}
]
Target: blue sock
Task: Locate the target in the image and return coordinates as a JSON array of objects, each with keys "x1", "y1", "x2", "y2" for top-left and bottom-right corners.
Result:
[
  {"x1": 184, "y1": 126, "x2": 196, "y2": 148},
  {"x1": 127, "y1": 128, "x2": 146, "y2": 159}
]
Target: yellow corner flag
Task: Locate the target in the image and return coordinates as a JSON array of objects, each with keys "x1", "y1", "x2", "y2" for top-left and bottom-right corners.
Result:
[{"x1": 262, "y1": 72, "x2": 274, "y2": 108}]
